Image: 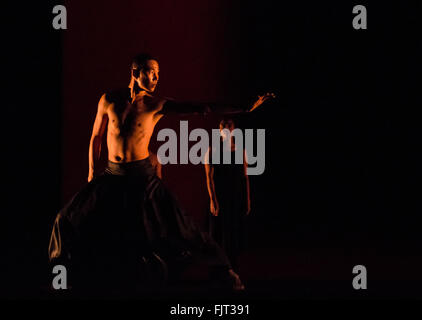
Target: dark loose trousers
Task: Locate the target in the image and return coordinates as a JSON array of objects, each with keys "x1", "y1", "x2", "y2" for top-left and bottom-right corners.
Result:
[{"x1": 49, "y1": 157, "x2": 231, "y2": 294}]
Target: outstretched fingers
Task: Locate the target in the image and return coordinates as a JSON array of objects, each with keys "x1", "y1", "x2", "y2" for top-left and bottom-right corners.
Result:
[
  {"x1": 262, "y1": 92, "x2": 276, "y2": 101},
  {"x1": 249, "y1": 92, "x2": 276, "y2": 112}
]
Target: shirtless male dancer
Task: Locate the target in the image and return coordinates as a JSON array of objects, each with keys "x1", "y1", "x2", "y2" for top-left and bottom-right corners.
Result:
[{"x1": 49, "y1": 53, "x2": 274, "y2": 294}]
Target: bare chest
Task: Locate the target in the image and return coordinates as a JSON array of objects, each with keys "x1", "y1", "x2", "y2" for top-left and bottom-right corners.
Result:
[{"x1": 108, "y1": 101, "x2": 155, "y2": 136}]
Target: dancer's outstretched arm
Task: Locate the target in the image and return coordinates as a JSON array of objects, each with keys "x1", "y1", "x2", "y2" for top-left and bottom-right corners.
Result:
[{"x1": 157, "y1": 92, "x2": 275, "y2": 116}]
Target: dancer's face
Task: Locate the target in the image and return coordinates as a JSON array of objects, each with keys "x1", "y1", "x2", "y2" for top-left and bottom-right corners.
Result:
[
  {"x1": 135, "y1": 59, "x2": 159, "y2": 93},
  {"x1": 219, "y1": 121, "x2": 235, "y2": 140}
]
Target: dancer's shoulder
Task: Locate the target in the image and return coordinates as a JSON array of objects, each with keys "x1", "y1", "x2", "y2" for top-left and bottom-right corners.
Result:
[{"x1": 103, "y1": 88, "x2": 131, "y2": 105}]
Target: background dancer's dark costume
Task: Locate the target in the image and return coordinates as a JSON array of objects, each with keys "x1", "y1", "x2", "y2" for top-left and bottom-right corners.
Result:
[
  {"x1": 49, "y1": 158, "x2": 231, "y2": 293},
  {"x1": 208, "y1": 143, "x2": 248, "y2": 270}
]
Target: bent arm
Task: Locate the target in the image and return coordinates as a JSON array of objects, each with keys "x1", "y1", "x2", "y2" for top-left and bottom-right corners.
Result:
[
  {"x1": 205, "y1": 163, "x2": 218, "y2": 204},
  {"x1": 88, "y1": 94, "x2": 109, "y2": 182},
  {"x1": 204, "y1": 149, "x2": 218, "y2": 204}
]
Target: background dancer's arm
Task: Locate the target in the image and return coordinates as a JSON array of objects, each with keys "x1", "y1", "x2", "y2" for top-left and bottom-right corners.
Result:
[
  {"x1": 88, "y1": 94, "x2": 109, "y2": 182},
  {"x1": 204, "y1": 148, "x2": 219, "y2": 216}
]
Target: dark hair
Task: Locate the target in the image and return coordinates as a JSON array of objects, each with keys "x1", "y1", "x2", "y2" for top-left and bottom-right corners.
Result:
[
  {"x1": 130, "y1": 53, "x2": 156, "y2": 71},
  {"x1": 219, "y1": 118, "x2": 235, "y2": 128}
]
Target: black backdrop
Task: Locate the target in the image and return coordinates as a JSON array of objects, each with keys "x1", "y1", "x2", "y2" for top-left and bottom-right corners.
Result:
[{"x1": 2, "y1": 0, "x2": 422, "y2": 299}]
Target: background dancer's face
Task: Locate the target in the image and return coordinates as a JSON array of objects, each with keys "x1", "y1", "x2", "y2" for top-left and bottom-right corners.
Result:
[
  {"x1": 135, "y1": 59, "x2": 159, "y2": 93},
  {"x1": 219, "y1": 120, "x2": 235, "y2": 140}
]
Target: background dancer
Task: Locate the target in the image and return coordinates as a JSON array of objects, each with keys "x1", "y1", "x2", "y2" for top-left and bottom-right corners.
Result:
[{"x1": 205, "y1": 118, "x2": 251, "y2": 271}]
